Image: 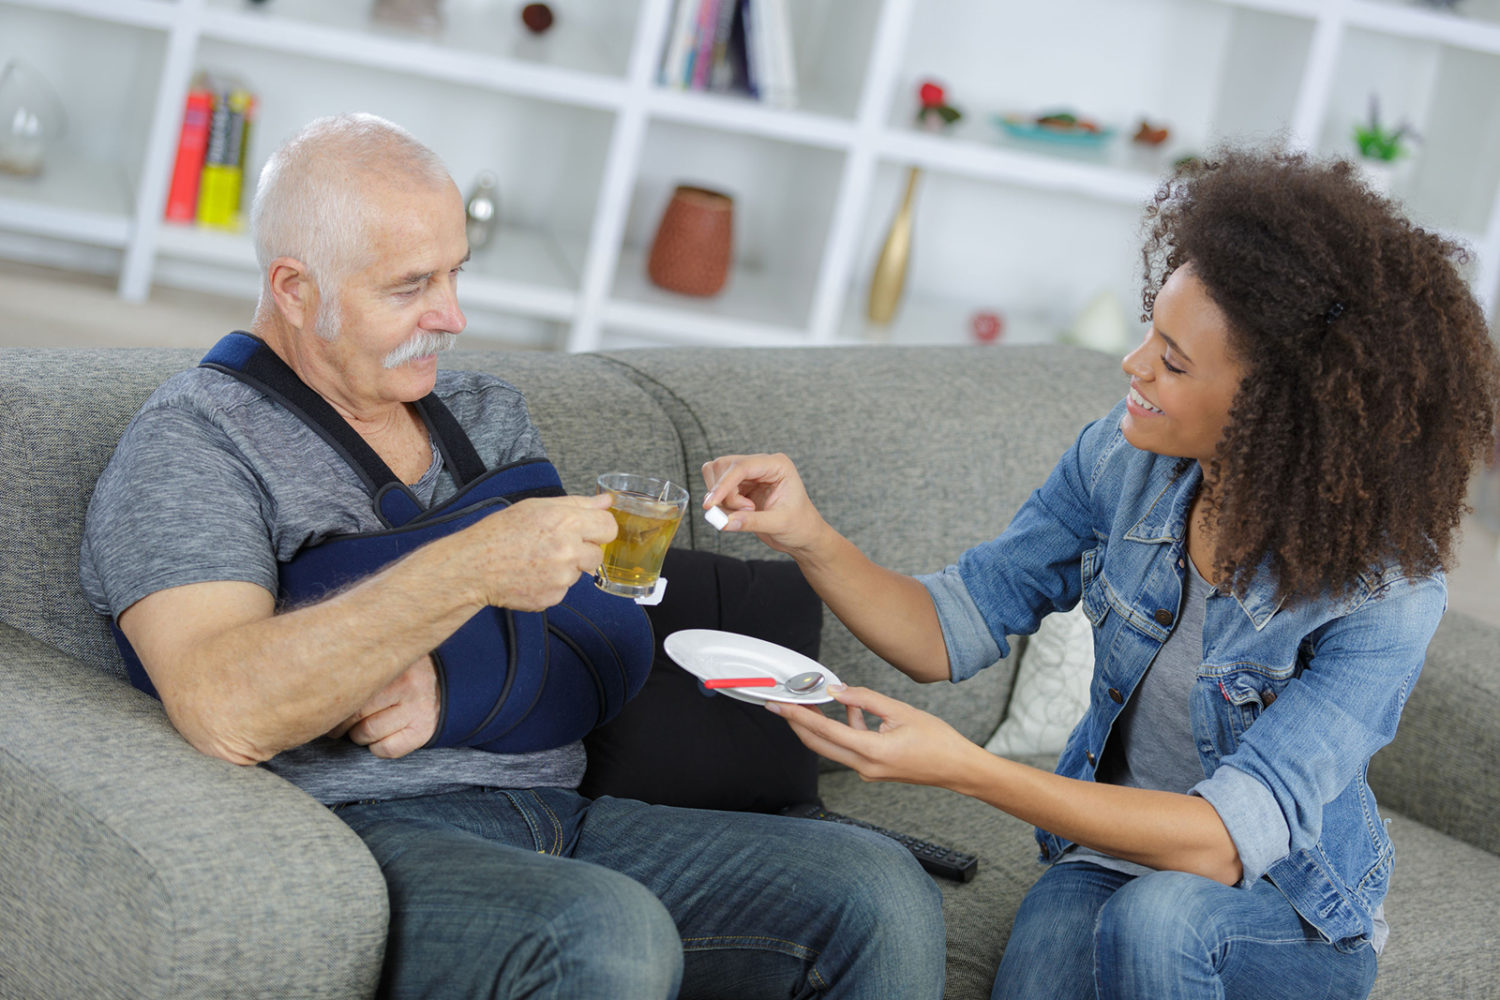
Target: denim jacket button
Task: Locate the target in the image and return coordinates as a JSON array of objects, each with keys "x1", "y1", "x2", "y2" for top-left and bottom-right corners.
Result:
[
  {"x1": 1086, "y1": 750, "x2": 1097, "y2": 765},
  {"x1": 1108, "y1": 687, "x2": 1123, "y2": 703},
  {"x1": 1262, "y1": 689, "x2": 1277, "y2": 706},
  {"x1": 1154, "y1": 608, "x2": 1174, "y2": 626}
]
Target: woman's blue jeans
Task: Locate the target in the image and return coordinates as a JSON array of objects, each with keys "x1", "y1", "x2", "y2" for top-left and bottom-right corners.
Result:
[
  {"x1": 991, "y1": 861, "x2": 1378, "y2": 1000},
  {"x1": 332, "y1": 786, "x2": 945, "y2": 999}
]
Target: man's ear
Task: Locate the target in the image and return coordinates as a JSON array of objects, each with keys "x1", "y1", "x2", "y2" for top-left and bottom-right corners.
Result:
[{"x1": 267, "y1": 256, "x2": 318, "y2": 331}]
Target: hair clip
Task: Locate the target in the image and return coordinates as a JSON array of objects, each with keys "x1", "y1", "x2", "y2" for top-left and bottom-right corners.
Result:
[{"x1": 1324, "y1": 301, "x2": 1346, "y2": 323}]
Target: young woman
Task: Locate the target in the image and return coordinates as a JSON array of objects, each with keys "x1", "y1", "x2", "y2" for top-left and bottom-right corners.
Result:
[{"x1": 700, "y1": 148, "x2": 1500, "y2": 1000}]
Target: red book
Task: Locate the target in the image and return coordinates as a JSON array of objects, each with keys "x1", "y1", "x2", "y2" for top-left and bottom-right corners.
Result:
[{"x1": 164, "y1": 85, "x2": 213, "y2": 223}]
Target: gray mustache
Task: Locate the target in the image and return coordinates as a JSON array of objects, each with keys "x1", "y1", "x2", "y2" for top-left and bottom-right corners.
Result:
[{"x1": 383, "y1": 332, "x2": 458, "y2": 368}]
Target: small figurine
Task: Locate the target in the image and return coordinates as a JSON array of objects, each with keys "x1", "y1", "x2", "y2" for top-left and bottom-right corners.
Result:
[
  {"x1": 917, "y1": 80, "x2": 962, "y2": 131},
  {"x1": 465, "y1": 171, "x2": 500, "y2": 249},
  {"x1": 521, "y1": 3, "x2": 554, "y2": 34},
  {"x1": 970, "y1": 311, "x2": 1004, "y2": 344},
  {"x1": 1132, "y1": 119, "x2": 1170, "y2": 146}
]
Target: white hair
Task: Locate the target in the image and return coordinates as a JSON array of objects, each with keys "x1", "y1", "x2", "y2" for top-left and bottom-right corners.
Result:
[{"x1": 250, "y1": 113, "x2": 452, "y2": 332}]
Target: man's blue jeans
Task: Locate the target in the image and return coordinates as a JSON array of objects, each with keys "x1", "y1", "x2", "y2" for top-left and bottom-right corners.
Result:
[
  {"x1": 991, "y1": 861, "x2": 1378, "y2": 1000},
  {"x1": 332, "y1": 786, "x2": 945, "y2": 999}
]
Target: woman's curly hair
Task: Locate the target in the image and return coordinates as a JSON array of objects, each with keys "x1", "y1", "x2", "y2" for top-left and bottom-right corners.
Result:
[{"x1": 1141, "y1": 146, "x2": 1500, "y2": 603}]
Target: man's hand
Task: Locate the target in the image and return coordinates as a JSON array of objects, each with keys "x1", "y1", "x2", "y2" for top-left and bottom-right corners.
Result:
[
  {"x1": 332, "y1": 655, "x2": 440, "y2": 759},
  {"x1": 463, "y1": 494, "x2": 618, "y2": 611}
]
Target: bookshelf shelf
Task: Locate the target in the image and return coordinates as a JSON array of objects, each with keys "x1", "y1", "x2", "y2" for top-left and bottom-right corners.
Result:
[
  {"x1": 1346, "y1": 0, "x2": 1500, "y2": 55},
  {"x1": 0, "y1": 0, "x2": 1496, "y2": 348},
  {"x1": 0, "y1": 154, "x2": 133, "y2": 246},
  {"x1": 877, "y1": 128, "x2": 1162, "y2": 208},
  {"x1": 152, "y1": 223, "x2": 253, "y2": 267},
  {"x1": 197, "y1": 7, "x2": 631, "y2": 110},
  {"x1": 1, "y1": 0, "x2": 175, "y2": 29},
  {"x1": 644, "y1": 87, "x2": 857, "y2": 150},
  {"x1": 835, "y1": 291, "x2": 1059, "y2": 349},
  {"x1": 610, "y1": 244, "x2": 818, "y2": 331},
  {"x1": 603, "y1": 297, "x2": 810, "y2": 348}
]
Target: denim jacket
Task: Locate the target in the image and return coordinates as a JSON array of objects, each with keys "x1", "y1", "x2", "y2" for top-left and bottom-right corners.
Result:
[{"x1": 921, "y1": 399, "x2": 1445, "y2": 948}]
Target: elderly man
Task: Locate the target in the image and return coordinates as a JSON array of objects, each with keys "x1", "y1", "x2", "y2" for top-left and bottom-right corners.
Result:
[{"x1": 79, "y1": 113, "x2": 945, "y2": 999}]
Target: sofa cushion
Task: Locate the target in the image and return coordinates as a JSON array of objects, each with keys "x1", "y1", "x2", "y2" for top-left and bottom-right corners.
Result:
[
  {"x1": 580, "y1": 547, "x2": 822, "y2": 813},
  {"x1": 1366, "y1": 812, "x2": 1500, "y2": 999},
  {"x1": 984, "y1": 605, "x2": 1093, "y2": 757},
  {"x1": 818, "y1": 759, "x2": 1055, "y2": 1000},
  {"x1": 820, "y1": 772, "x2": 1500, "y2": 1000},
  {"x1": 1369, "y1": 611, "x2": 1500, "y2": 856}
]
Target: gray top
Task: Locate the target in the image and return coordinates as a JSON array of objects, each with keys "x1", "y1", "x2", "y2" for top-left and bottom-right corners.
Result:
[
  {"x1": 1056, "y1": 560, "x2": 1207, "y2": 879},
  {"x1": 80, "y1": 363, "x2": 585, "y2": 804},
  {"x1": 1095, "y1": 557, "x2": 1210, "y2": 793}
]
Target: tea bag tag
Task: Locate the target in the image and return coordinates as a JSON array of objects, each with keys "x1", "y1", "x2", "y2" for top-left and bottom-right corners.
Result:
[
  {"x1": 634, "y1": 577, "x2": 668, "y2": 605},
  {"x1": 704, "y1": 506, "x2": 730, "y2": 531}
]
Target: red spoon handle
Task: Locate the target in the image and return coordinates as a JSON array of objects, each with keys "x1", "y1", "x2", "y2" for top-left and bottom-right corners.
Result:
[{"x1": 703, "y1": 677, "x2": 778, "y2": 689}]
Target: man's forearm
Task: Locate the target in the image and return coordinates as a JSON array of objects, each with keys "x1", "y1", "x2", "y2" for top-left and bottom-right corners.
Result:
[
  {"x1": 124, "y1": 494, "x2": 613, "y2": 764},
  {"x1": 125, "y1": 531, "x2": 485, "y2": 764}
]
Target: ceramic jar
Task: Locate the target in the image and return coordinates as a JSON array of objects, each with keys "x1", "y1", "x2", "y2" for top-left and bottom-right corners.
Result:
[{"x1": 647, "y1": 185, "x2": 733, "y2": 297}]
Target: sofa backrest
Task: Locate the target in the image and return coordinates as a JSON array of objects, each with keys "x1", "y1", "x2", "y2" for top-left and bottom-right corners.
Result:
[{"x1": 0, "y1": 342, "x2": 1124, "y2": 743}]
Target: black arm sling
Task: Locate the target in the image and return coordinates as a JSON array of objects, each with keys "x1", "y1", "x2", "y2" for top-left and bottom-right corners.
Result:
[{"x1": 111, "y1": 331, "x2": 653, "y2": 754}]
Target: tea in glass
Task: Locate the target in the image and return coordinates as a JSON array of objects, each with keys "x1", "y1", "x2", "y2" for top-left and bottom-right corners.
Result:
[{"x1": 595, "y1": 473, "x2": 688, "y2": 598}]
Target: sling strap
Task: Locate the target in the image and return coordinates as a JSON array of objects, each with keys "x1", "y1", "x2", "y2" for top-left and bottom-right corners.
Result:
[{"x1": 111, "y1": 332, "x2": 653, "y2": 754}]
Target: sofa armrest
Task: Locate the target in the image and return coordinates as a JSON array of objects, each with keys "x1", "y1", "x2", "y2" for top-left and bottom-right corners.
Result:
[
  {"x1": 0, "y1": 624, "x2": 388, "y2": 999},
  {"x1": 1367, "y1": 610, "x2": 1500, "y2": 856}
]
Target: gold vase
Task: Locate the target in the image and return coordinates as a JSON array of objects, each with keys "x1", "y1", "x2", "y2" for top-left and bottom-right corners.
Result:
[{"x1": 867, "y1": 165, "x2": 920, "y2": 325}]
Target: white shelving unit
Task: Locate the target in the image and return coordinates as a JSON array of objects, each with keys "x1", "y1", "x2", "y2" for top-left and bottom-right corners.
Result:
[{"x1": 1, "y1": 0, "x2": 1498, "y2": 351}]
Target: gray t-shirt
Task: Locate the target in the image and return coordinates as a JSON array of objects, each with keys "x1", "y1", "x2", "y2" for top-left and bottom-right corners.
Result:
[
  {"x1": 1094, "y1": 557, "x2": 1209, "y2": 794},
  {"x1": 80, "y1": 362, "x2": 586, "y2": 804},
  {"x1": 1062, "y1": 559, "x2": 1208, "y2": 876}
]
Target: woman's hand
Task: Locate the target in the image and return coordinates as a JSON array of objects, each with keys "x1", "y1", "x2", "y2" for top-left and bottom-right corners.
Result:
[
  {"x1": 768, "y1": 685, "x2": 975, "y2": 787},
  {"x1": 702, "y1": 453, "x2": 952, "y2": 683},
  {"x1": 700, "y1": 453, "x2": 832, "y2": 556},
  {"x1": 777, "y1": 687, "x2": 1244, "y2": 885}
]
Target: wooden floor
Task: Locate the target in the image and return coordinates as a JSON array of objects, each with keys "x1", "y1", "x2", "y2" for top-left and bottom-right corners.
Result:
[{"x1": 4, "y1": 257, "x2": 1498, "y2": 627}]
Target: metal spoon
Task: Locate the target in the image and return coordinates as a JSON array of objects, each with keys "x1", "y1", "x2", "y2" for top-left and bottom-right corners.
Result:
[{"x1": 783, "y1": 670, "x2": 827, "y2": 694}]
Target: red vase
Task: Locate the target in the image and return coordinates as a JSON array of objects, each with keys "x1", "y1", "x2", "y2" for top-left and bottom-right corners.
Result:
[{"x1": 647, "y1": 185, "x2": 733, "y2": 297}]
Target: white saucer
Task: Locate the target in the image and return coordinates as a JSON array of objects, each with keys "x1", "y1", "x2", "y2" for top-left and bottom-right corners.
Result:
[{"x1": 663, "y1": 629, "x2": 841, "y2": 705}]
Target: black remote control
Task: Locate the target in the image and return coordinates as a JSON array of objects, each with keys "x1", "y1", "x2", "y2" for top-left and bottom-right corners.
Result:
[{"x1": 780, "y1": 802, "x2": 979, "y2": 883}]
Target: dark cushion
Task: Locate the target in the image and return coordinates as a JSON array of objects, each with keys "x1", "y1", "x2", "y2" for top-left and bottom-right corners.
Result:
[{"x1": 579, "y1": 548, "x2": 823, "y2": 813}]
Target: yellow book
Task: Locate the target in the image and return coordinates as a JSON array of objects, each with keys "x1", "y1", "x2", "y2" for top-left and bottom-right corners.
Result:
[{"x1": 195, "y1": 86, "x2": 255, "y2": 230}]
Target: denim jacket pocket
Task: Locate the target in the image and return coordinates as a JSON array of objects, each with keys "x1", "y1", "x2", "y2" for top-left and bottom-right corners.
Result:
[
  {"x1": 1213, "y1": 660, "x2": 1299, "y2": 740},
  {"x1": 1080, "y1": 543, "x2": 1112, "y2": 628}
]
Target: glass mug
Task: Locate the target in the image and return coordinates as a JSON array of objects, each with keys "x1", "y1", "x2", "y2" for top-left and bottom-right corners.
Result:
[{"x1": 594, "y1": 472, "x2": 688, "y2": 598}]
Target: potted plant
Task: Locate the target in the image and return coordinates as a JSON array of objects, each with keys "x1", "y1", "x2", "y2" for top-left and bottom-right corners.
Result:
[{"x1": 1352, "y1": 95, "x2": 1418, "y2": 195}]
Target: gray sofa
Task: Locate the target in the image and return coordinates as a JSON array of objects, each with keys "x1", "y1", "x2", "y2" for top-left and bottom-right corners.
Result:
[{"x1": 1, "y1": 344, "x2": 1496, "y2": 999}]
